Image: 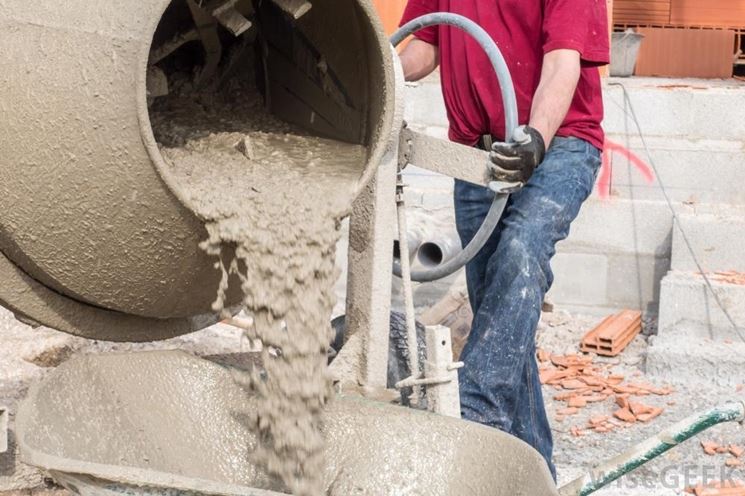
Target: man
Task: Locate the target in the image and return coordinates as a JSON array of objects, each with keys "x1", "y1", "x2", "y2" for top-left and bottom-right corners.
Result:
[{"x1": 398, "y1": 0, "x2": 609, "y2": 477}]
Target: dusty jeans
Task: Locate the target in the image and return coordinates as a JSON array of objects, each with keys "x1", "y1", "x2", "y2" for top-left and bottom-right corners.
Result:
[{"x1": 455, "y1": 137, "x2": 601, "y2": 479}]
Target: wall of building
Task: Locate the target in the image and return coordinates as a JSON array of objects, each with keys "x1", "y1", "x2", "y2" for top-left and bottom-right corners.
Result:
[{"x1": 397, "y1": 73, "x2": 745, "y2": 315}]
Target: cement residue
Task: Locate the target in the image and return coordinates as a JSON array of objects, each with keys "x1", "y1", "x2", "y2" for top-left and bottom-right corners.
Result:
[
  {"x1": 150, "y1": 77, "x2": 365, "y2": 494},
  {"x1": 17, "y1": 351, "x2": 559, "y2": 496}
]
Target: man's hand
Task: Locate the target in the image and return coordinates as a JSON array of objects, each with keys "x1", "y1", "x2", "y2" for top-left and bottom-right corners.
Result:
[{"x1": 488, "y1": 125, "x2": 546, "y2": 184}]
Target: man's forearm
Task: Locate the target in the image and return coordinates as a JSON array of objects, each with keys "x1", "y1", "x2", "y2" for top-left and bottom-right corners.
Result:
[
  {"x1": 529, "y1": 49, "x2": 581, "y2": 145},
  {"x1": 399, "y1": 38, "x2": 439, "y2": 82}
]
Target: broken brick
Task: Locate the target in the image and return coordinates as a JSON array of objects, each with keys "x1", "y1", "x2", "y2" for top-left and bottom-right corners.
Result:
[
  {"x1": 540, "y1": 369, "x2": 568, "y2": 385},
  {"x1": 629, "y1": 402, "x2": 654, "y2": 416},
  {"x1": 687, "y1": 480, "x2": 745, "y2": 496},
  {"x1": 702, "y1": 441, "x2": 721, "y2": 456},
  {"x1": 557, "y1": 407, "x2": 580, "y2": 416},
  {"x1": 589, "y1": 415, "x2": 610, "y2": 426},
  {"x1": 555, "y1": 389, "x2": 590, "y2": 401},
  {"x1": 614, "y1": 407, "x2": 636, "y2": 423},
  {"x1": 636, "y1": 408, "x2": 664, "y2": 423},
  {"x1": 731, "y1": 446, "x2": 745, "y2": 458},
  {"x1": 726, "y1": 458, "x2": 744, "y2": 468},
  {"x1": 568, "y1": 396, "x2": 588, "y2": 408},
  {"x1": 561, "y1": 379, "x2": 588, "y2": 390},
  {"x1": 579, "y1": 375, "x2": 606, "y2": 387},
  {"x1": 584, "y1": 394, "x2": 609, "y2": 403},
  {"x1": 612, "y1": 384, "x2": 641, "y2": 394}
]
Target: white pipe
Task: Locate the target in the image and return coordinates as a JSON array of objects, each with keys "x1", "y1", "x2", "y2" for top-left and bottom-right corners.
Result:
[{"x1": 417, "y1": 238, "x2": 460, "y2": 269}]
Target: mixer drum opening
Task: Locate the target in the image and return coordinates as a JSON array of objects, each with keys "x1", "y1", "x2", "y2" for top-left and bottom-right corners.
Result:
[{"x1": 145, "y1": 0, "x2": 389, "y2": 217}]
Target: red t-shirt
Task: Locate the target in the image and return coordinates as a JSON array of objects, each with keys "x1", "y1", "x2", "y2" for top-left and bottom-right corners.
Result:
[{"x1": 400, "y1": 0, "x2": 610, "y2": 150}]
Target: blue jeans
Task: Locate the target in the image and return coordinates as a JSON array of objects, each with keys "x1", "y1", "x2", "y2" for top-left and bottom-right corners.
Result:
[{"x1": 455, "y1": 137, "x2": 601, "y2": 479}]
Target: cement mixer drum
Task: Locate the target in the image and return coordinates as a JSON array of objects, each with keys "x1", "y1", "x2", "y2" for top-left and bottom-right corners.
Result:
[{"x1": 0, "y1": 0, "x2": 393, "y2": 340}]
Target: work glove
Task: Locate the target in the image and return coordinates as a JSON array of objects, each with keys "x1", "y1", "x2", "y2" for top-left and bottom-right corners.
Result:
[{"x1": 488, "y1": 125, "x2": 546, "y2": 184}]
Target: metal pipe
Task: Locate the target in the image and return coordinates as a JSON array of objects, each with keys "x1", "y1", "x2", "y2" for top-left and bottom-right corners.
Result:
[
  {"x1": 391, "y1": 14, "x2": 518, "y2": 283},
  {"x1": 395, "y1": 169, "x2": 422, "y2": 407},
  {"x1": 559, "y1": 402, "x2": 745, "y2": 496}
]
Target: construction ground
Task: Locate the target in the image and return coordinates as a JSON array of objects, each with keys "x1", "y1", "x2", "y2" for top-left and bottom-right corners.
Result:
[{"x1": 2, "y1": 74, "x2": 745, "y2": 495}]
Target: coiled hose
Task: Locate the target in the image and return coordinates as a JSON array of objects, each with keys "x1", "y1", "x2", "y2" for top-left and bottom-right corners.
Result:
[{"x1": 391, "y1": 13, "x2": 519, "y2": 283}]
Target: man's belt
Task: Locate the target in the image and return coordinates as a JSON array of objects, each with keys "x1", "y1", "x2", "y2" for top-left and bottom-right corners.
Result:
[{"x1": 476, "y1": 134, "x2": 494, "y2": 151}]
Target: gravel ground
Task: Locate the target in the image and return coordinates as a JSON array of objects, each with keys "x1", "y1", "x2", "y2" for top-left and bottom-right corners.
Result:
[
  {"x1": 1, "y1": 307, "x2": 742, "y2": 495},
  {"x1": 540, "y1": 310, "x2": 745, "y2": 495}
]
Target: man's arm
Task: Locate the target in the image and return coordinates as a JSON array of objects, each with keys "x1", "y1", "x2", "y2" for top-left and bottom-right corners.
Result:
[
  {"x1": 399, "y1": 38, "x2": 440, "y2": 82},
  {"x1": 488, "y1": 49, "x2": 581, "y2": 183},
  {"x1": 528, "y1": 49, "x2": 582, "y2": 144}
]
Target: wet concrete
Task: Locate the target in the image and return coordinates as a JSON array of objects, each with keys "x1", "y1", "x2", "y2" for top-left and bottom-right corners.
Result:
[{"x1": 16, "y1": 351, "x2": 559, "y2": 496}]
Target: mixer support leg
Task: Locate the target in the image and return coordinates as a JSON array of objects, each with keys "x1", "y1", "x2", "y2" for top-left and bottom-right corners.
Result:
[
  {"x1": 330, "y1": 46, "x2": 405, "y2": 391},
  {"x1": 329, "y1": 141, "x2": 398, "y2": 389}
]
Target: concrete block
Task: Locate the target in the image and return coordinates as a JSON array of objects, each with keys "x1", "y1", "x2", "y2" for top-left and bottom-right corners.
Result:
[
  {"x1": 403, "y1": 80, "x2": 447, "y2": 128},
  {"x1": 657, "y1": 271, "x2": 745, "y2": 343},
  {"x1": 604, "y1": 78, "x2": 745, "y2": 141},
  {"x1": 672, "y1": 210, "x2": 745, "y2": 273},
  {"x1": 404, "y1": 76, "x2": 745, "y2": 143},
  {"x1": 548, "y1": 253, "x2": 609, "y2": 308},
  {"x1": 597, "y1": 135, "x2": 745, "y2": 204},
  {"x1": 605, "y1": 253, "x2": 670, "y2": 313},
  {"x1": 646, "y1": 333, "x2": 745, "y2": 387},
  {"x1": 549, "y1": 251, "x2": 668, "y2": 314},
  {"x1": 559, "y1": 198, "x2": 677, "y2": 258}
]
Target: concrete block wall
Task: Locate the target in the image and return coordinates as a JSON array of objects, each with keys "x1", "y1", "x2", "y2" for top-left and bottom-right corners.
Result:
[
  {"x1": 647, "y1": 205, "x2": 745, "y2": 385},
  {"x1": 602, "y1": 79, "x2": 745, "y2": 204},
  {"x1": 398, "y1": 75, "x2": 745, "y2": 315}
]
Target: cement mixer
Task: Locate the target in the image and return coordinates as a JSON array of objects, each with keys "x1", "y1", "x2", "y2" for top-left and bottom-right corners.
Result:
[
  {"x1": 0, "y1": 0, "x2": 393, "y2": 341},
  {"x1": 5, "y1": 2, "x2": 745, "y2": 496}
]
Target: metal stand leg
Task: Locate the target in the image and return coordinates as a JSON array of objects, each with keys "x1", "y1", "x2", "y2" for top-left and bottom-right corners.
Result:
[
  {"x1": 329, "y1": 46, "x2": 405, "y2": 390},
  {"x1": 424, "y1": 326, "x2": 463, "y2": 418},
  {"x1": 329, "y1": 146, "x2": 398, "y2": 389}
]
